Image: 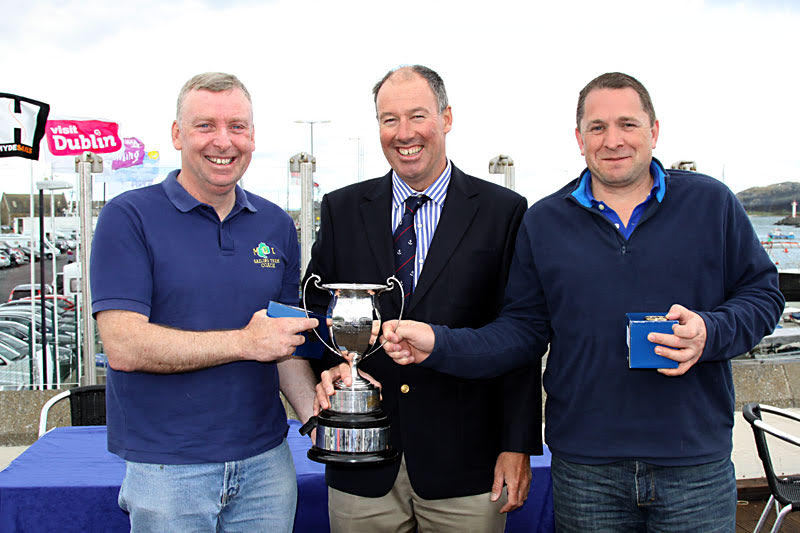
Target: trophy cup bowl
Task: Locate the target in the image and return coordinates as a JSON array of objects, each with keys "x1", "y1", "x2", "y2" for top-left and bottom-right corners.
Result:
[{"x1": 299, "y1": 275, "x2": 402, "y2": 465}]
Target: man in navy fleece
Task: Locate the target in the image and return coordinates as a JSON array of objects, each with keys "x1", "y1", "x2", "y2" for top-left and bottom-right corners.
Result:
[{"x1": 381, "y1": 72, "x2": 783, "y2": 532}]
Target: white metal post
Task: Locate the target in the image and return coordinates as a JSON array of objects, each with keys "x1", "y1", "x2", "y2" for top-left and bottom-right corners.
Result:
[{"x1": 75, "y1": 151, "x2": 102, "y2": 386}]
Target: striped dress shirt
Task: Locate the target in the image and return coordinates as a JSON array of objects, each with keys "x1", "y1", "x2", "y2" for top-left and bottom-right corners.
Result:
[{"x1": 391, "y1": 160, "x2": 451, "y2": 287}]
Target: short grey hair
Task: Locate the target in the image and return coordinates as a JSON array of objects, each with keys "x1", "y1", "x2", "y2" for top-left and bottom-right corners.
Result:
[
  {"x1": 176, "y1": 72, "x2": 252, "y2": 121},
  {"x1": 576, "y1": 72, "x2": 656, "y2": 129},
  {"x1": 372, "y1": 65, "x2": 449, "y2": 115}
]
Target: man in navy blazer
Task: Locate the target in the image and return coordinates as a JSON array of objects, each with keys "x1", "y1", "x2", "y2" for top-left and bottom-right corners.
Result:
[{"x1": 305, "y1": 65, "x2": 542, "y2": 532}]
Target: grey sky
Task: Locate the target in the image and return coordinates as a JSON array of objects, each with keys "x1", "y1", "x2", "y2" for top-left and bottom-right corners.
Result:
[{"x1": 1, "y1": 0, "x2": 798, "y2": 207}]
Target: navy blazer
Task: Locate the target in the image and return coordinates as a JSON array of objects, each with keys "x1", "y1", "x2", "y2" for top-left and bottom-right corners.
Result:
[{"x1": 304, "y1": 163, "x2": 543, "y2": 499}]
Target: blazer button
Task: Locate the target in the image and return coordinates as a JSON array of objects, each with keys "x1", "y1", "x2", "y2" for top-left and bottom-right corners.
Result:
[{"x1": 400, "y1": 384, "x2": 410, "y2": 394}]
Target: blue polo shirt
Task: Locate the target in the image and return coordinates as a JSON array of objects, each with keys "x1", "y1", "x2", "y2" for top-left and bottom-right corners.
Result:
[
  {"x1": 91, "y1": 170, "x2": 300, "y2": 464},
  {"x1": 571, "y1": 161, "x2": 666, "y2": 239}
]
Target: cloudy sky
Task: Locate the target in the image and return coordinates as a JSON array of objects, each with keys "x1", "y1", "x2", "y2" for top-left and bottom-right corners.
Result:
[{"x1": 1, "y1": 0, "x2": 798, "y2": 206}]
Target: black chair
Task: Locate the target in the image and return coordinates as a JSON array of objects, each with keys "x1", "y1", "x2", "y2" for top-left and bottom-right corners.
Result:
[
  {"x1": 38, "y1": 384, "x2": 106, "y2": 438},
  {"x1": 742, "y1": 402, "x2": 800, "y2": 532}
]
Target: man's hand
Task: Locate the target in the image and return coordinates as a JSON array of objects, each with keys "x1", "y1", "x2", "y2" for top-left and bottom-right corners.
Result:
[
  {"x1": 314, "y1": 362, "x2": 381, "y2": 412},
  {"x1": 492, "y1": 452, "x2": 531, "y2": 513},
  {"x1": 648, "y1": 304, "x2": 707, "y2": 377},
  {"x1": 240, "y1": 311, "x2": 318, "y2": 363},
  {"x1": 381, "y1": 320, "x2": 436, "y2": 365}
]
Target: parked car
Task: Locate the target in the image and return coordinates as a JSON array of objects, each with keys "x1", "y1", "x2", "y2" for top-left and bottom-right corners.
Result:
[
  {"x1": 2, "y1": 299, "x2": 64, "y2": 317},
  {"x1": 0, "y1": 246, "x2": 25, "y2": 266},
  {"x1": 0, "y1": 331, "x2": 31, "y2": 356},
  {"x1": 0, "y1": 313, "x2": 77, "y2": 348},
  {"x1": 8, "y1": 283, "x2": 53, "y2": 302},
  {"x1": 0, "y1": 302, "x2": 76, "y2": 330},
  {"x1": 0, "y1": 351, "x2": 28, "y2": 390},
  {"x1": 0, "y1": 323, "x2": 76, "y2": 373},
  {"x1": 21, "y1": 295, "x2": 76, "y2": 313},
  {"x1": 0, "y1": 245, "x2": 28, "y2": 265},
  {"x1": 0, "y1": 253, "x2": 10, "y2": 268}
]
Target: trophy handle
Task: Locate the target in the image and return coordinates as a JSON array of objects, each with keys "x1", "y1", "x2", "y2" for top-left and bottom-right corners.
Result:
[
  {"x1": 362, "y1": 276, "x2": 404, "y2": 359},
  {"x1": 302, "y1": 274, "x2": 342, "y2": 358}
]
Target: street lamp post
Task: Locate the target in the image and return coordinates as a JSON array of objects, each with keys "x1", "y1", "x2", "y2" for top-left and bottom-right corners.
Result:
[
  {"x1": 349, "y1": 137, "x2": 364, "y2": 182},
  {"x1": 35, "y1": 179, "x2": 72, "y2": 389},
  {"x1": 294, "y1": 120, "x2": 330, "y2": 157},
  {"x1": 289, "y1": 153, "x2": 316, "y2": 275}
]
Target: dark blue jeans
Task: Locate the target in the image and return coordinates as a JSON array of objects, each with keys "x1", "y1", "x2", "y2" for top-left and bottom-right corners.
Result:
[{"x1": 550, "y1": 455, "x2": 736, "y2": 532}]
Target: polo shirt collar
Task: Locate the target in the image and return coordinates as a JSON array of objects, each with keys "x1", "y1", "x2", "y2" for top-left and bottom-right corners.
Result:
[
  {"x1": 162, "y1": 169, "x2": 257, "y2": 214},
  {"x1": 570, "y1": 158, "x2": 666, "y2": 208},
  {"x1": 391, "y1": 160, "x2": 451, "y2": 209}
]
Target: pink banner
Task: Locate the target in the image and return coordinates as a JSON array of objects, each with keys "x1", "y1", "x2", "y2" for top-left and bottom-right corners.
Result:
[
  {"x1": 45, "y1": 119, "x2": 121, "y2": 156},
  {"x1": 112, "y1": 137, "x2": 145, "y2": 170}
]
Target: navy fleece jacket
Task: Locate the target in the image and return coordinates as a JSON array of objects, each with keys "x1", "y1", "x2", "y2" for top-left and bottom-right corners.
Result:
[{"x1": 425, "y1": 160, "x2": 783, "y2": 465}]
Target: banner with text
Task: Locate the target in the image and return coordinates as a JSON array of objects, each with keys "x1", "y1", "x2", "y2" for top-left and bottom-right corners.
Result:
[
  {"x1": 0, "y1": 92, "x2": 50, "y2": 160},
  {"x1": 45, "y1": 119, "x2": 121, "y2": 156},
  {"x1": 112, "y1": 137, "x2": 145, "y2": 170}
]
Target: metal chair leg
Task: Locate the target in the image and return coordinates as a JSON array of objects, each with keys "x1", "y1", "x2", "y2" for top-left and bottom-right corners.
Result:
[
  {"x1": 754, "y1": 495, "x2": 776, "y2": 533},
  {"x1": 769, "y1": 503, "x2": 794, "y2": 533}
]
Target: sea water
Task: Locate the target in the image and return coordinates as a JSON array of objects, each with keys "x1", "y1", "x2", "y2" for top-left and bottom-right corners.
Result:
[{"x1": 749, "y1": 215, "x2": 800, "y2": 270}]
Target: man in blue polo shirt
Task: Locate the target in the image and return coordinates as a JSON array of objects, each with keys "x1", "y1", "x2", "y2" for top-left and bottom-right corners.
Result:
[
  {"x1": 381, "y1": 72, "x2": 784, "y2": 531},
  {"x1": 91, "y1": 72, "x2": 319, "y2": 532}
]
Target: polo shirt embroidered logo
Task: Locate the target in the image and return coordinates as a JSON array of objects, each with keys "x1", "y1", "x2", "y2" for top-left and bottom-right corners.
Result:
[
  {"x1": 254, "y1": 242, "x2": 272, "y2": 257},
  {"x1": 252, "y1": 242, "x2": 281, "y2": 269}
]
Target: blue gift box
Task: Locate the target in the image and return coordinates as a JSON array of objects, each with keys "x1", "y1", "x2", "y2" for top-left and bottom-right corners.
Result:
[
  {"x1": 267, "y1": 301, "x2": 329, "y2": 359},
  {"x1": 626, "y1": 313, "x2": 679, "y2": 369}
]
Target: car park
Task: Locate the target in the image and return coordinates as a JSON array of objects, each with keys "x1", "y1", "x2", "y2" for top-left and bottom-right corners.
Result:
[
  {"x1": 0, "y1": 322, "x2": 75, "y2": 359},
  {"x1": 0, "y1": 244, "x2": 28, "y2": 265},
  {"x1": 0, "y1": 312, "x2": 77, "y2": 348},
  {"x1": 0, "y1": 246, "x2": 25, "y2": 266},
  {"x1": 0, "y1": 302, "x2": 76, "y2": 330},
  {"x1": 0, "y1": 238, "x2": 60, "y2": 261},
  {"x1": 0, "y1": 328, "x2": 75, "y2": 380}
]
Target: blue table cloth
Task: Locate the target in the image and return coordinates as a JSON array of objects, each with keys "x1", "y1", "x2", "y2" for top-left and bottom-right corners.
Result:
[{"x1": 0, "y1": 422, "x2": 553, "y2": 532}]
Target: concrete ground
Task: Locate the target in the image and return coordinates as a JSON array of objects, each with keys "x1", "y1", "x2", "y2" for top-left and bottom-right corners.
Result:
[
  {"x1": 0, "y1": 446, "x2": 27, "y2": 471},
  {"x1": 3, "y1": 408, "x2": 799, "y2": 478}
]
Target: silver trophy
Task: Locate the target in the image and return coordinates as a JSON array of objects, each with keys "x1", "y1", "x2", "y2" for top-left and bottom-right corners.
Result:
[{"x1": 299, "y1": 274, "x2": 402, "y2": 465}]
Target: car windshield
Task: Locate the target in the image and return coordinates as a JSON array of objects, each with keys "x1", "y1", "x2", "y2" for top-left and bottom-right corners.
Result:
[
  {"x1": 11, "y1": 290, "x2": 32, "y2": 300},
  {"x1": 0, "y1": 333, "x2": 29, "y2": 351}
]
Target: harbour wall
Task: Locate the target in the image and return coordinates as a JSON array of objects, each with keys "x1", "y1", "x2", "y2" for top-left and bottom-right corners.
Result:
[{"x1": 3, "y1": 358, "x2": 800, "y2": 445}]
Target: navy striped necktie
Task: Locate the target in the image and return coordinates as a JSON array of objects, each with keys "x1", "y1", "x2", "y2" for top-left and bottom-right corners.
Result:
[{"x1": 393, "y1": 195, "x2": 430, "y2": 300}]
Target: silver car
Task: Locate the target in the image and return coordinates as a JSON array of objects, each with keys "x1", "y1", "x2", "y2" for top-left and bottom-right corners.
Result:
[{"x1": 0, "y1": 348, "x2": 29, "y2": 390}]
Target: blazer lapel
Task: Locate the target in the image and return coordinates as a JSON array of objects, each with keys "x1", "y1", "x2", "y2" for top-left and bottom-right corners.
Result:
[
  {"x1": 360, "y1": 172, "x2": 395, "y2": 282},
  {"x1": 409, "y1": 165, "x2": 478, "y2": 311}
]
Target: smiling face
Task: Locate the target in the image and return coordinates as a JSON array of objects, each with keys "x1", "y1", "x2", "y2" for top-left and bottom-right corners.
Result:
[
  {"x1": 376, "y1": 71, "x2": 452, "y2": 191},
  {"x1": 171, "y1": 88, "x2": 255, "y2": 204},
  {"x1": 575, "y1": 87, "x2": 659, "y2": 194}
]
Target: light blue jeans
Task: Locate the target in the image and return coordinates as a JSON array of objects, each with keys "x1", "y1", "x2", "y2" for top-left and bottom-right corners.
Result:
[
  {"x1": 119, "y1": 440, "x2": 297, "y2": 532},
  {"x1": 551, "y1": 455, "x2": 736, "y2": 532}
]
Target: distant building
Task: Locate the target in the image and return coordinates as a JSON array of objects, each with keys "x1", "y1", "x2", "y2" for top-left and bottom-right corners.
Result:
[
  {"x1": 1, "y1": 193, "x2": 68, "y2": 228},
  {"x1": 1, "y1": 193, "x2": 106, "y2": 235}
]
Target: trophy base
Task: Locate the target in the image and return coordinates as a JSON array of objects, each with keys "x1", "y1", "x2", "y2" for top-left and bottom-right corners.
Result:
[
  {"x1": 300, "y1": 409, "x2": 397, "y2": 466},
  {"x1": 307, "y1": 447, "x2": 399, "y2": 466}
]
